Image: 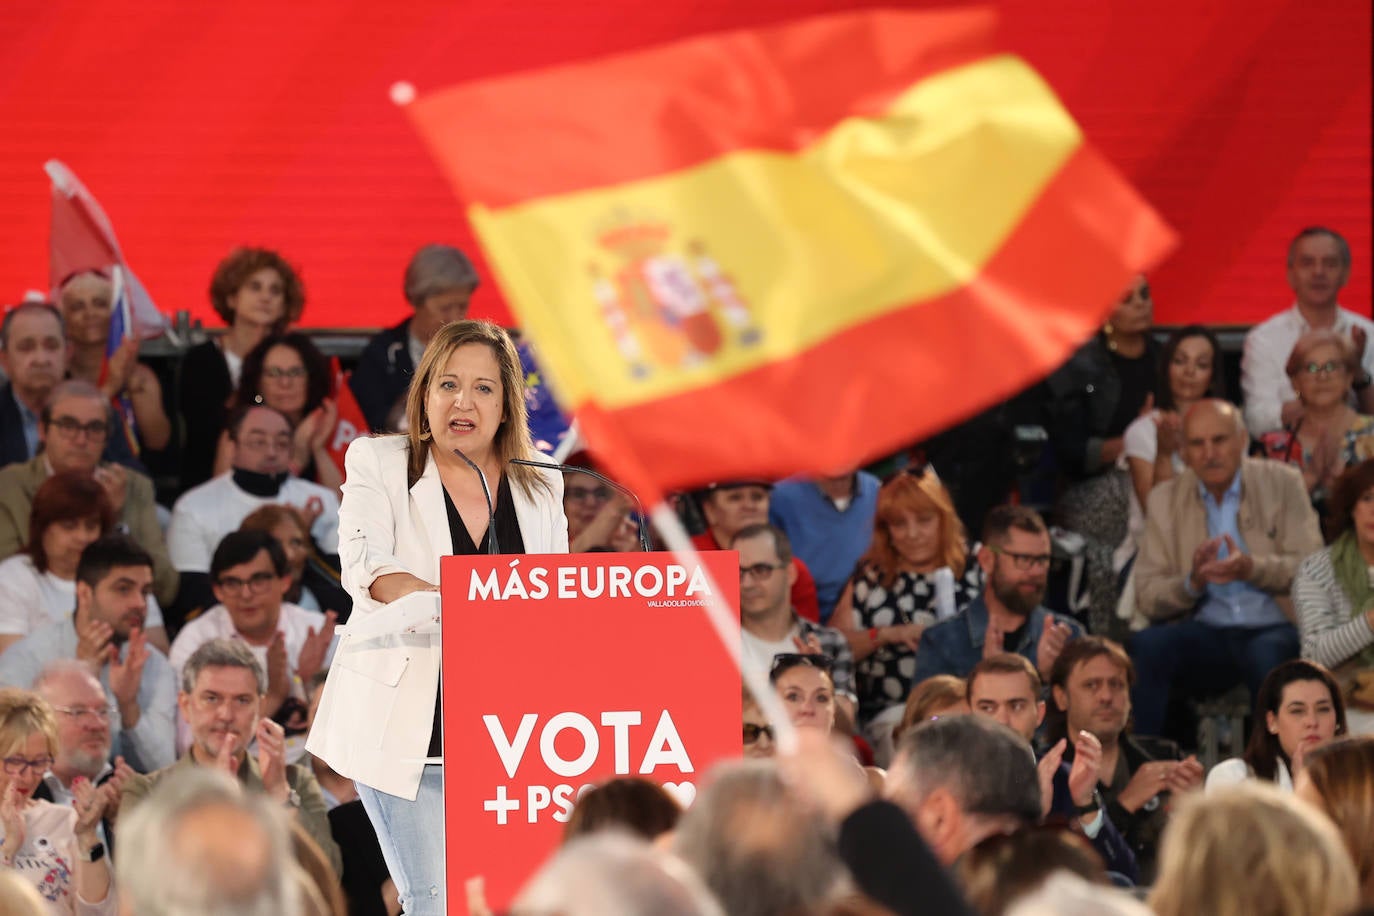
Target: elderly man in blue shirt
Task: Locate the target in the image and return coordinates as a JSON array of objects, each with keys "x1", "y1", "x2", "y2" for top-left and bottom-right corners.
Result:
[{"x1": 1130, "y1": 399, "x2": 1322, "y2": 736}]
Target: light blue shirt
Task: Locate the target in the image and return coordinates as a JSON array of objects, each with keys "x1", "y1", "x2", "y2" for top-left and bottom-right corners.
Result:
[{"x1": 1193, "y1": 472, "x2": 1289, "y2": 629}]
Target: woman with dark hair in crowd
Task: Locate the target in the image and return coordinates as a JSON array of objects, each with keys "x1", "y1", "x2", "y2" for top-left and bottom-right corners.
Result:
[
  {"x1": 1259, "y1": 329, "x2": 1374, "y2": 505},
  {"x1": 1206, "y1": 659, "x2": 1348, "y2": 791},
  {"x1": 955, "y1": 825, "x2": 1109, "y2": 915},
  {"x1": 0, "y1": 471, "x2": 167, "y2": 654},
  {"x1": 1043, "y1": 275, "x2": 1158, "y2": 635},
  {"x1": 1123, "y1": 325, "x2": 1226, "y2": 514},
  {"x1": 1295, "y1": 736, "x2": 1374, "y2": 903},
  {"x1": 178, "y1": 247, "x2": 306, "y2": 494},
  {"x1": 215, "y1": 332, "x2": 341, "y2": 493},
  {"x1": 307, "y1": 319, "x2": 567, "y2": 916},
  {"x1": 742, "y1": 689, "x2": 776, "y2": 759},
  {"x1": 563, "y1": 777, "x2": 682, "y2": 845},
  {"x1": 831, "y1": 469, "x2": 981, "y2": 759},
  {"x1": 1294, "y1": 459, "x2": 1374, "y2": 736}
]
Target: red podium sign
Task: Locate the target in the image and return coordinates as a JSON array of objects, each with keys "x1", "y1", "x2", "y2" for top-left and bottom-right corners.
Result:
[{"x1": 441, "y1": 551, "x2": 742, "y2": 913}]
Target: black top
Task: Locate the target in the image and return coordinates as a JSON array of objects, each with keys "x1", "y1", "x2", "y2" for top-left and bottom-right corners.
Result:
[
  {"x1": 428, "y1": 473, "x2": 525, "y2": 757},
  {"x1": 176, "y1": 339, "x2": 234, "y2": 495},
  {"x1": 1107, "y1": 346, "x2": 1158, "y2": 437}
]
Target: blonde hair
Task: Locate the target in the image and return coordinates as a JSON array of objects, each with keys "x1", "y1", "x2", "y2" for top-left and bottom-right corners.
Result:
[
  {"x1": 0, "y1": 689, "x2": 57, "y2": 760},
  {"x1": 861, "y1": 470, "x2": 967, "y2": 586},
  {"x1": 1286, "y1": 328, "x2": 1359, "y2": 379},
  {"x1": 896, "y1": 675, "x2": 966, "y2": 741},
  {"x1": 1149, "y1": 781, "x2": 1358, "y2": 916},
  {"x1": 401, "y1": 319, "x2": 547, "y2": 498},
  {"x1": 1302, "y1": 736, "x2": 1374, "y2": 903}
]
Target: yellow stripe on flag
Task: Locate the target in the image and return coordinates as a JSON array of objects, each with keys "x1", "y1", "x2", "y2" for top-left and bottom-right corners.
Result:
[{"x1": 472, "y1": 55, "x2": 1082, "y2": 409}]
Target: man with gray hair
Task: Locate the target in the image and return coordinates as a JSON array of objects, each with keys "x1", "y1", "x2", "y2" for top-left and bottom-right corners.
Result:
[
  {"x1": 349, "y1": 243, "x2": 479, "y2": 431},
  {"x1": 120, "y1": 638, "x2": 340, "y2": 874},
  {"x1": 673, "y1": 759, "x2": 848, "y2": 916},
  {"x1": 1131, "y1": 397, "x2": 1322, "y2": 737},
  {"x1": 116, "y1": 766, "x2": 304, "y2": 916},
  {"x1": 513, "y1": 832, "x2": 723, "y2": 916},
  {"x1": 884, "y1": 714, "x2": 1042, "y2": 865},
  {"x1": 0, "y1": 377, "x2": 177, "y2": 608}
]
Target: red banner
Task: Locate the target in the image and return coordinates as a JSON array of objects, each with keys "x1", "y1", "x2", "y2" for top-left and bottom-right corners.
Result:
[
  {"x1": 326, "y1": 356, "x2": 367, "y2": 476},
  {"x1": 441, "y1": 551, "x2": 742, "y2": 912}
]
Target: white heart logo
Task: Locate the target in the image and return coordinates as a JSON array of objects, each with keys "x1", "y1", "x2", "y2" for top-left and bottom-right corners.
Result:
[{"x1": 661, "y1": 781, "x2": 697, "y2": 807}]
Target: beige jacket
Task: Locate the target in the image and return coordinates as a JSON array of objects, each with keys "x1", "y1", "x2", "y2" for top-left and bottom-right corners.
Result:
[{"x1": 1136, "y1": 458, "x2": 1321, "y2": 622}]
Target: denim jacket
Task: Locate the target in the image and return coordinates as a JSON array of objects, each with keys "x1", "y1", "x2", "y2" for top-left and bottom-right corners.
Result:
[{"x1": 912, "y1": 595, "x2": 1083, "y2": 683}]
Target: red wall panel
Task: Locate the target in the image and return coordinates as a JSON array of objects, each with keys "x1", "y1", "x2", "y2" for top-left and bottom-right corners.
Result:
[{"x1": 0, "y1": 0, "x2": 1367, "y2": 330}]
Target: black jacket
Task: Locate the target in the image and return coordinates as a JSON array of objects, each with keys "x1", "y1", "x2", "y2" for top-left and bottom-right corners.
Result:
[{"x1": 350, "y1": 318, "x2": 414, "y2": 433}]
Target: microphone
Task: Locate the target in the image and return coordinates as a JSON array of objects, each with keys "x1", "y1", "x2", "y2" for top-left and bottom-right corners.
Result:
[
  {"x1": 451, "y1": 449, "x2": 500, "y2": 554},
  {"x1": 510, "y1": 458, "x2": 651, "y2": 552}
]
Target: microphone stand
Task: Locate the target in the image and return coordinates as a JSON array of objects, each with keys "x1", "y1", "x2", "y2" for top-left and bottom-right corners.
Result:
[
  {"x1": 451, "y1": 449, "x2": 500, "y2": 554},
  {"x1": 510, "y1": 457, "x2": 651, "y2": 552}
]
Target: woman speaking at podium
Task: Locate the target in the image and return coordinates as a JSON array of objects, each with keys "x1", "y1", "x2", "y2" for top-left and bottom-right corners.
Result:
[{"x1": 307, "y1": 319, "x2": 567, "y2": 915}]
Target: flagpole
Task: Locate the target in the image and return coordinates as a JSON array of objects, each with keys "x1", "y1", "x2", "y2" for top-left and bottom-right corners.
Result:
[{"x1": 649, "y1": 501, "x2": 800, "y2": 755}]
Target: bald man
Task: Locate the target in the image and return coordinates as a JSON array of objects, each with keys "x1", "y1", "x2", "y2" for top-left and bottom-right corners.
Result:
[{"x1": 1129, "y1": 399, "x2": 1322, "y2": 736}]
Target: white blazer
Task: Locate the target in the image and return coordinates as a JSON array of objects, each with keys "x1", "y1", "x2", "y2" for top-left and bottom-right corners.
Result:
[{"x1": 305, "y1": 435, "x2": 568, "y2": 798}]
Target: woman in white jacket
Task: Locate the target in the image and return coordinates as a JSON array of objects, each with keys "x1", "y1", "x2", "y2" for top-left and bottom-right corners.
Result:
[{"x1": 307, "y1": 320, "x2": 567, "y2": 915}]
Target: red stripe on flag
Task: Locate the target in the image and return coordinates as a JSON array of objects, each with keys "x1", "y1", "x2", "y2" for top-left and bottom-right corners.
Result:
[
  {"x1": 574, "y1": 143, "x2": 1173, "y2": 496},
  {"x1": 407, "y1": 8, "x2": 996, "y2": 208}
]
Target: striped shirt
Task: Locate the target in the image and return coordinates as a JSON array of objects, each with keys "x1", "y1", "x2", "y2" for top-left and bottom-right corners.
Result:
[{"x1": 1292, "y1": 547, "x2": 1374, "y2": 668}]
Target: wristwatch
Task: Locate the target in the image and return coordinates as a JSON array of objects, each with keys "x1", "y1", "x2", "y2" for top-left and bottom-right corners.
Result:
[
  {"x1": 1073, "y1": 788, "x2": 1104, "y2": 816},
  {"x1": 283, "y1": 787, "x2": 302, "y2": 809},
  {"x1": 82, "y1": 842, "x2": 106, "y2": 863}
]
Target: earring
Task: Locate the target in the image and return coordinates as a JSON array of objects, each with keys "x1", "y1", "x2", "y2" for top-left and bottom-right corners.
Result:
[
  {"x1": 419, "y1": 417, "x2": 431, "y2": 442},
  {"x1": 253, "y1": 394, "x2": 264, "y2": 405}
]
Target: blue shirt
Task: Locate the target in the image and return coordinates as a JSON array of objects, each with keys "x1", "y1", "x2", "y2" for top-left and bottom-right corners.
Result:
[
  {"x1": 912, "y1": 594, "x2": 1083, "y2": 684},
  {"x1": 1192, "y1": 472, "x2": 1289, "y2": 629},
  {"x1": 768, "y1": 472, "x2": 880, "y2": 623}
]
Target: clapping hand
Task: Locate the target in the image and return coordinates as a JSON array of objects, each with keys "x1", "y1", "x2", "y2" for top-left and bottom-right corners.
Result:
[
  {"x1": 256, "y1": 718, "x2": 290, "y2": 806},
  {"x1": 295, "y1": 611, "x2": 338, "y2": 685},
  {"x1": 108, "y1": 627, "x2": 149, "y2": 713},
  {"x1": 983, "y1": 618, "x2": 1006, "y2": 659},
  {"x1": 1036, "y1": 619, "x2": 1073, "y2": 678},
  {"x1": 71, "y1": 776, "x2": 109, "y2": 837},
  {"x1": 0, "y1": 783, "x2": 28, "y2": 862}
]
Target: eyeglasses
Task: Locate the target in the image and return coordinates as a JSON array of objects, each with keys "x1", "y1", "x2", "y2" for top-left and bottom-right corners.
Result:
[
  {"x1": 215, "y1": 571, "x2": 278, "y2": 594},
  {"x1": 769, "y1": 653, "x2": 834, "y2": 682},
  {"x1": 52, "y1": 705, "x2": 111, "y2": 723},
  {"x1": 566, "y1": 485, "x2": 612, "y2": 503},
  {"x1": 1301, "y1": 360, "x2": 1346, "y2": 377},
  {"x1": 988, "y1": 545, "x2": 1052, "y2": 571},
  {"x1": 739, "y1": 562, "x2": 786, "y2": 581},
  {"x1": 263, "y1": 366, "x2": 307, "y2": 381},
  {"x1": 743, "y1": 723, "x2": 775, "y2": 745},
  {"x1": 191, "y1": 691, "x2": 259, "y2": 712},
  {"x1": 2, "y1": 755, "x2": 54, "y2": 776},
  {"x1": 47, "y1": 416, "x2": 109, "y2": 440}
]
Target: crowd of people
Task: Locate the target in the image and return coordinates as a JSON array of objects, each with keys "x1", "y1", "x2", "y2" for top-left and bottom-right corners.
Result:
[{"x1": 0, "y1": 227, "x2": 1371, "y2": 915}]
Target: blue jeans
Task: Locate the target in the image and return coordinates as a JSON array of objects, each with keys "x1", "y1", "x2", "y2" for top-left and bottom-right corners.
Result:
[
  {"x1": 357, "y1": 766, "x2": 445, "y2": 916},
  {"x1": 1129, "y1": 619, "x2": 1299, "y2": 736}
]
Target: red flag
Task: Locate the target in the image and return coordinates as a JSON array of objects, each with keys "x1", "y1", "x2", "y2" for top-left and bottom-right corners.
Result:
[
  {"x1": 326, "y1": 356, "x2": 368, "y2": 477},
  {"x1": 404, "y1": 8, "x2": 1175, "y2": 500}
]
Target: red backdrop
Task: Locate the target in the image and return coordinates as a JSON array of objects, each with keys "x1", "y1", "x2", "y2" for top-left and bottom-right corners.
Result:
[{"x1": 0, "y1": 0, "x2": 1367, "y2": 329}]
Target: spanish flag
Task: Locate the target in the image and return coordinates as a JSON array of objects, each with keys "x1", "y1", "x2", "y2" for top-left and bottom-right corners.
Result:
[{"x1": 405, "y1": 8, "x2": 1174, "y2": 496}]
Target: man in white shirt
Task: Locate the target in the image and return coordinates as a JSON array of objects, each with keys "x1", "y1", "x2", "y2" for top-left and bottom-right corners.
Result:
[
  {"x1": 169, "y1": 530, "x2": 337, "y2": 729},
  {"x1": 168, "y1": 405, "x2": 340, "y2": 613},
  {"x1": 733, "y1": 523, "x2": 857, "y2": 727},
  {"x1": 1241, "y1": 226, "x2": 1374, "y2": 436}
]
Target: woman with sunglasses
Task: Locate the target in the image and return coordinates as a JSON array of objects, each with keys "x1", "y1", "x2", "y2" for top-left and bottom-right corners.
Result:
[
  {"x1": 0, "y1": 689, "x2": 115, "y2": 915},
  {"x1": 831, "y1": 469, "x2": 981, "y2": 757},
  {"x1": 1259, "y1": 329, "x2": 1374, "y2": 506}
]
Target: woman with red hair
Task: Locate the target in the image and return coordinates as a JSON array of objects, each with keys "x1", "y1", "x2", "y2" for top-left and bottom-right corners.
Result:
[{"x1": 830, "y1": 468, "x2": 981, "y2": 759}]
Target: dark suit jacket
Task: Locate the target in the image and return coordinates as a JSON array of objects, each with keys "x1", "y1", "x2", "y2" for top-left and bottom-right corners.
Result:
[
  {"x1": 349, "y1": 318, "x2": 414, "y2": 432},
  {"x1": 0, "y1": 383, "x2": 34, "y2": 468}
]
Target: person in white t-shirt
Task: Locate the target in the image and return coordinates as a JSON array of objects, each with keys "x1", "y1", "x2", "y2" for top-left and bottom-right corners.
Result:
[
  {"x1": 167, "y1": 405, "x2": 339, "y2": 616},
  {"x1": 168, "y1": 530, "x2": 336, "y2": 738},
  {"x1": 733, "y1": 524, "x2": 857, "y2": 728},
  {"x1": 0, "y1": 472, "x2": 165, "y2": 656},
  {"x1": 1241, "y1": 226, "x2": 1374, "y2": 438}
]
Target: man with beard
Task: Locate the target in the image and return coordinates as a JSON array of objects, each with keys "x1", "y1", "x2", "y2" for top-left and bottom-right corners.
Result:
[
  {"x1": 1049, "y1": 637, "x2": 1203, "y2": 881},
  {"x1": 913, "y1": 505, "x2": 1080, "y2": 685},
  {"x1": 0, "y1": 534, "x2": 177, "y2": 771},
  {"x1": 168, "y1": 404, "x2": 341, "y2": 620},
  {"x1": 33, "y1": 660, "x2": 136, "y2": 850}
]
